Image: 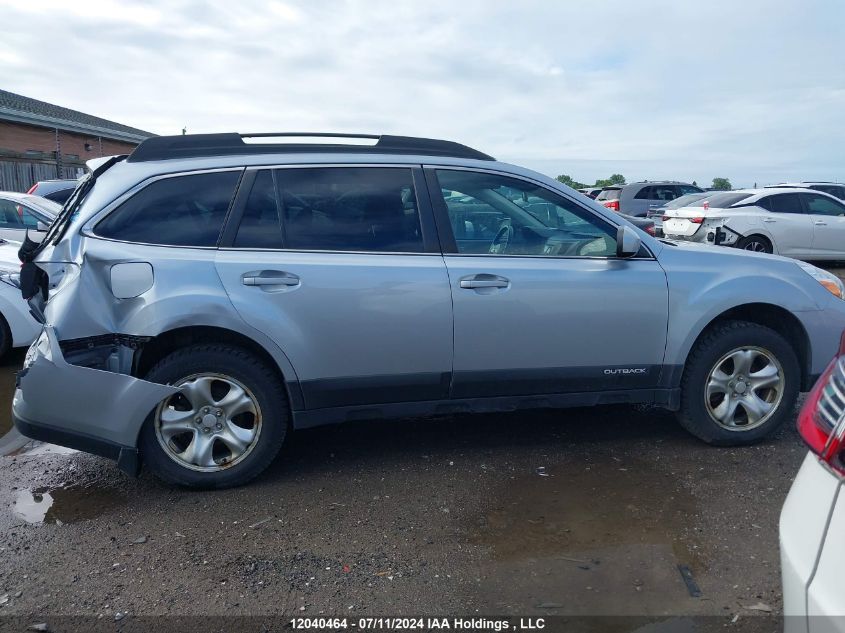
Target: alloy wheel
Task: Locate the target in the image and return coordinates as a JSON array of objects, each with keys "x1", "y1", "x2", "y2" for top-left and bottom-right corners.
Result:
[
  {"x1": 704, "y1": 346, "x2": 785, "y2": 431},
  {"x1": 154, "y1": 373, "x2": 262, "y2": 472},
  {"x1": 743, "y1": 240, "x2": 769, "y2": 253}
]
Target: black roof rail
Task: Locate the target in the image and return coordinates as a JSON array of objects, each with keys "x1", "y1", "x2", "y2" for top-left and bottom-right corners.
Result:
[{"x1": 127, "y1": 132, "x2": 495, "y2": 163}]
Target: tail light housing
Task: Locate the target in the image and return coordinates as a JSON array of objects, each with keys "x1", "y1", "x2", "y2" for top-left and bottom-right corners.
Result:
[
  {"x1": 603, "y1": 200, "x2": 620, "y2": 212},
  {"x1": 797, "y1": 331, "x2": 845, "y2": 476},
  {"x1": 645, "y1": 224, "x2": 656, "y2": 237},
  {"x1": 26, "y1": 184, "x2": 37, "y2": 194}
]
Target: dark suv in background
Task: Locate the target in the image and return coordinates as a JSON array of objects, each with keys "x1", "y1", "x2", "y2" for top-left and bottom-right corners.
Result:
[
  {"x1": 596, "y1": 181, "x2": 703, "y2": 216},
  {"x1": 26, "y1": 179, "x2": 79, "y2": 204}
]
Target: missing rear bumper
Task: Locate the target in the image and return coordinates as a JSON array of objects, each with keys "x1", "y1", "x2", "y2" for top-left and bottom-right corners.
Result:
[{"x1": 13, "y1": 326, "x2": 178, "y2": 460}]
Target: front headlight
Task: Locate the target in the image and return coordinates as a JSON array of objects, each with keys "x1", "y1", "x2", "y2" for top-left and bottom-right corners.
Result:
[{"x1": 797, "y1": 261, "x2": 845, "y2": 300}]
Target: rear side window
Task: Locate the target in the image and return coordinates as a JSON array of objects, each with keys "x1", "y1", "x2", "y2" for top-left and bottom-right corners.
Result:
[
  {"x1": 763, "y1": 193, "x2": 803, "y2": 214},
  {"x1": 234, "y1": 171, "x2": 283, "y2": 248},
  {"x1": 277, "y1": 167, "x2": 423, "y2": 252},
  {"x1": 702, "y1": 192, "x2": 753, "y2": 208},
  {"x1": 633, "y1": 186, "x2": 653, "y2": 200},
  {"x1": 95, "y1": 171, "x2": 240, "y2": 246},
  {"x1": 650, "y1": 185, "x2": 678, "y2": 201}
]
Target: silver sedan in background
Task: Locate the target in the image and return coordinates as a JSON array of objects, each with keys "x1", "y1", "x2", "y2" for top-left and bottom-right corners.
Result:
[{"x1": 0, "y1": 192, "x2": 60, "y2": 242}]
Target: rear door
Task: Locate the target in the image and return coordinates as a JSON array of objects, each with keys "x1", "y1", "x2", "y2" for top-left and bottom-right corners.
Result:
[
  {"x1": 757, "y1": 193, "x2": 814, "y2": 257},
  {"x1": 427, "y1": 167, "x2": 669, "y2": 400},
  {"x1": 801, "y1": 192, "x2": 845, "y2": 258},
  {"x1": 215, "y1": 166, "x2": 453, "y2": 410}
]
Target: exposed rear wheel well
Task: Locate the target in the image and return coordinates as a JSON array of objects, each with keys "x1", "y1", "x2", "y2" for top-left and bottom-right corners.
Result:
[
  {"x1": 691, "y1": 304, "x2": 811, "y2": 390},
  {"x1": 135, "y1": 326, "x2": 289, "y2": 392}
]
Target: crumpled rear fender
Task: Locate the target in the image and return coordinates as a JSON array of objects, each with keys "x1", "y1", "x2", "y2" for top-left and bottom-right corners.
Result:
[{"x1": 13, "y1": 326, "x2": 178, "y2": 449}]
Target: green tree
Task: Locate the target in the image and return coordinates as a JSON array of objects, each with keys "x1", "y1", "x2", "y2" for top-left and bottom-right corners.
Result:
[
  {"x1": 556, "y1": 174, "x2": 586, "y2": 189},
  {"x1": 594, "y1": 174, "x2": 626, "y2": 188},
  {"x1": 711, "y1": 177, "x2": 732, "y2": 191}
]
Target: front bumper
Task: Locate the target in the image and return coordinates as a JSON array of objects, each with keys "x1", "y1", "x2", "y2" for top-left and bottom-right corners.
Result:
[{"x1": 13, "y1": 326, "x2": 177, "y2": 474}]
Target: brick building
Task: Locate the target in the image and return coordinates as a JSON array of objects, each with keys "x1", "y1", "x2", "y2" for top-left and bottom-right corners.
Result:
[{"x1": 0, "y1": 89, "x2": 155, "y2": 192}]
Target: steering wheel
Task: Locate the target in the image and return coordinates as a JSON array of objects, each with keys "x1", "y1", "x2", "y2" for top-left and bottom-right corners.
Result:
[{"x1": 489, "y1": 224, "x2": 514, "y2": 254}]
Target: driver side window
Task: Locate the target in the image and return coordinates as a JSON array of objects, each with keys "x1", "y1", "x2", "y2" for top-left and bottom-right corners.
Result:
[{"x1": 435, "y1": 170, "x2": 618, "y2": 257}]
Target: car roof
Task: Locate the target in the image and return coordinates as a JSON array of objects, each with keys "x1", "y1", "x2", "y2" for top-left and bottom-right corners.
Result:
[
  {"x1": 127, "y1": 133, "x2": 495, "y2": 163},
  {"x1": 0, "y1": 191, "x2": 61, "y2": 216},
  {"x1": 765, "y1": 182, "x2": 845, "y2": 188}
]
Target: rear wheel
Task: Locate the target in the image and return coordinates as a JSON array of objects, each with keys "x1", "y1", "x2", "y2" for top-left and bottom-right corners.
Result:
[
  {"x1": 139, "y1": 344, "x2": 289, "y2": 488},
  {"x1": 736, "y1": 235, "x2": 773, "y2": 254},
  {"x1": 677, "y1": 320, "x2": 799, "y2": 445}
]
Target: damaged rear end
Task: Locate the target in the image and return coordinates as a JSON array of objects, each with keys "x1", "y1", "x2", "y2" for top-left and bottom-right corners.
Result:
[{"x1": 13, "y1": 156, "x2": 181, "y2": 475}]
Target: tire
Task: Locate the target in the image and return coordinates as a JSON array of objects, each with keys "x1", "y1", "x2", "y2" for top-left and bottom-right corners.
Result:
[
  {"x1": 736, "y1": 235, "x2": 773, "y2": 254},
  {"x1": 0, "y1": 313, "x2": 11, "y2": 361},
  {"x1": 138, "y1": 344, "x2": 289, "y2": 489},
  {"x1": 676, "y1": 320, "x2": 799, "y2": 445}
]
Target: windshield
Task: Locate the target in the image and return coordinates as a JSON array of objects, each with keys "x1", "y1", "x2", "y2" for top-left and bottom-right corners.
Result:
[
  {"x1": 699, "y1": 192, "x2": 754, "y2": 208},
  {"x1": 662, "y1": 192, "x2": 712, "y2": 210},
  {"x1": 21, "y1": 195, "x2": 61, "y2": 218}
]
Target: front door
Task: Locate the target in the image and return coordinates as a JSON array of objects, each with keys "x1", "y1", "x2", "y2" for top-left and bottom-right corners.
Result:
[
  {"x1": 428, "y1": 168, "x2": 669, "y2": 399},
  {"x1": 801, "y1": 192, "x2": 845, "y2": 258},
  {"x1": 215, "y1": 166, "x2": 453, "y2": 410},
  {"x1": 758, "y1": 193, "x2": 815, "y2": 258}
]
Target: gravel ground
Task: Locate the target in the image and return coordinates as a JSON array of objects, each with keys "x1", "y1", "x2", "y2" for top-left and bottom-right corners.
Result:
[{"x1": 0, "y1": 402, "x2": 806, "y2": 622}]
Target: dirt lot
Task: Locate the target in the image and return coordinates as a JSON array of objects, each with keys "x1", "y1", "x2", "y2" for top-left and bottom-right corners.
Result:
[
  {"x1": 0, "y1": 265, "x2": 842, "y2": 627},
  {"x1": 0, "y1": 400, "x2": 807, "y2": 624}
]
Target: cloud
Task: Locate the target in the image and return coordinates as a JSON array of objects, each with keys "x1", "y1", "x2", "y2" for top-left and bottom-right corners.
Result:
[{"x1": 0, "y1": 0, "x2": 843, "y2": 185}]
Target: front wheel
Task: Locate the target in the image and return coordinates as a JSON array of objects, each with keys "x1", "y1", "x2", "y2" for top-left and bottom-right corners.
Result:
[
  {"x1": 139, "y1": 344, "x2": 289, "y2": 488},
  {"x1": 676, "y1": 320, "x2": 799, "y2": 445}
]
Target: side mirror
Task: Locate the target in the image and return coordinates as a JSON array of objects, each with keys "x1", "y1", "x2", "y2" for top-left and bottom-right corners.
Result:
[
  {"x1": 616, "y1": 225, "x2": 642, "y2": 258},
  {"x1": 36, "y1": 221, "x2": 49, "y2": 232}
]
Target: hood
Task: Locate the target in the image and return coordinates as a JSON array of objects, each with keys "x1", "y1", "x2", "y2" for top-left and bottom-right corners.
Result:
[
  {"x1": 659, "y1": 237, "x2": 784, "y2": 262},
  {"x1": 0, "y1": 240, "x2": 21, "y2": 269}
]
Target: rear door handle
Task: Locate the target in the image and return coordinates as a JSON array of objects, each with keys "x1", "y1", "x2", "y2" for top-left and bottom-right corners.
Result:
[
  {"x1": 242, "y1": 270, "x2": 300, "y2": 286},
  {"x1": 815, "y1": 220, "x2": 828, "y2": 226},
  {"x1": 762, "y1": 217, "x2": 777, "y2": 223},
  {"x1": 459, "y1": 274, "x2": 510, "y2": 289}
]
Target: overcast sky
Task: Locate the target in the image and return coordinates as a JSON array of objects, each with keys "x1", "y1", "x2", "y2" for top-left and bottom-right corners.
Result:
[{"x1": 1, "y1": 0, "x2": 843, "y2": 187}]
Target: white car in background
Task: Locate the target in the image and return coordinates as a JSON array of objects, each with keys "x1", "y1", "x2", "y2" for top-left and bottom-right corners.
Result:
[
  {"x1": 781, "y1": 333, "x2": 845, "y2": 631},
  {"x1": 0, "y1": 239, "x2": 40, "y2": 358},
  {"x1": 661, "y1": 188, "x2": 845, "y2": 259},
  {"x1": 0, "y1": 192, "x2": 60, "y2": 242}
]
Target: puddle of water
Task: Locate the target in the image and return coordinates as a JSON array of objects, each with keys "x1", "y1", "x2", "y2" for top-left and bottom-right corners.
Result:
[
  {"x1": 468, "y1": 453, "x2": 706, "y2": 615},
  {"x1": 12, "y1": 485, "x2": 126, "y2": 525}
]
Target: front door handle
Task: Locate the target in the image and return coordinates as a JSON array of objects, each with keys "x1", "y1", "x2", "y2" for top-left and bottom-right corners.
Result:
[
  {"x1": 459, "y1": 274, "x2": 510, "y2": 289},
  {"x1": 242, "y1": 270, "x2": 300, "y2": 286},
  {"x1": 815, "y1": 220, "x2": 828, "y2": 226}
]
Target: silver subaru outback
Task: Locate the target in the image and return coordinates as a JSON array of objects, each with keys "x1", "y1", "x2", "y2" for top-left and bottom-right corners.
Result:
[{"x1": 12, "y1": 133, "x2": 845, "y2": 488}]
